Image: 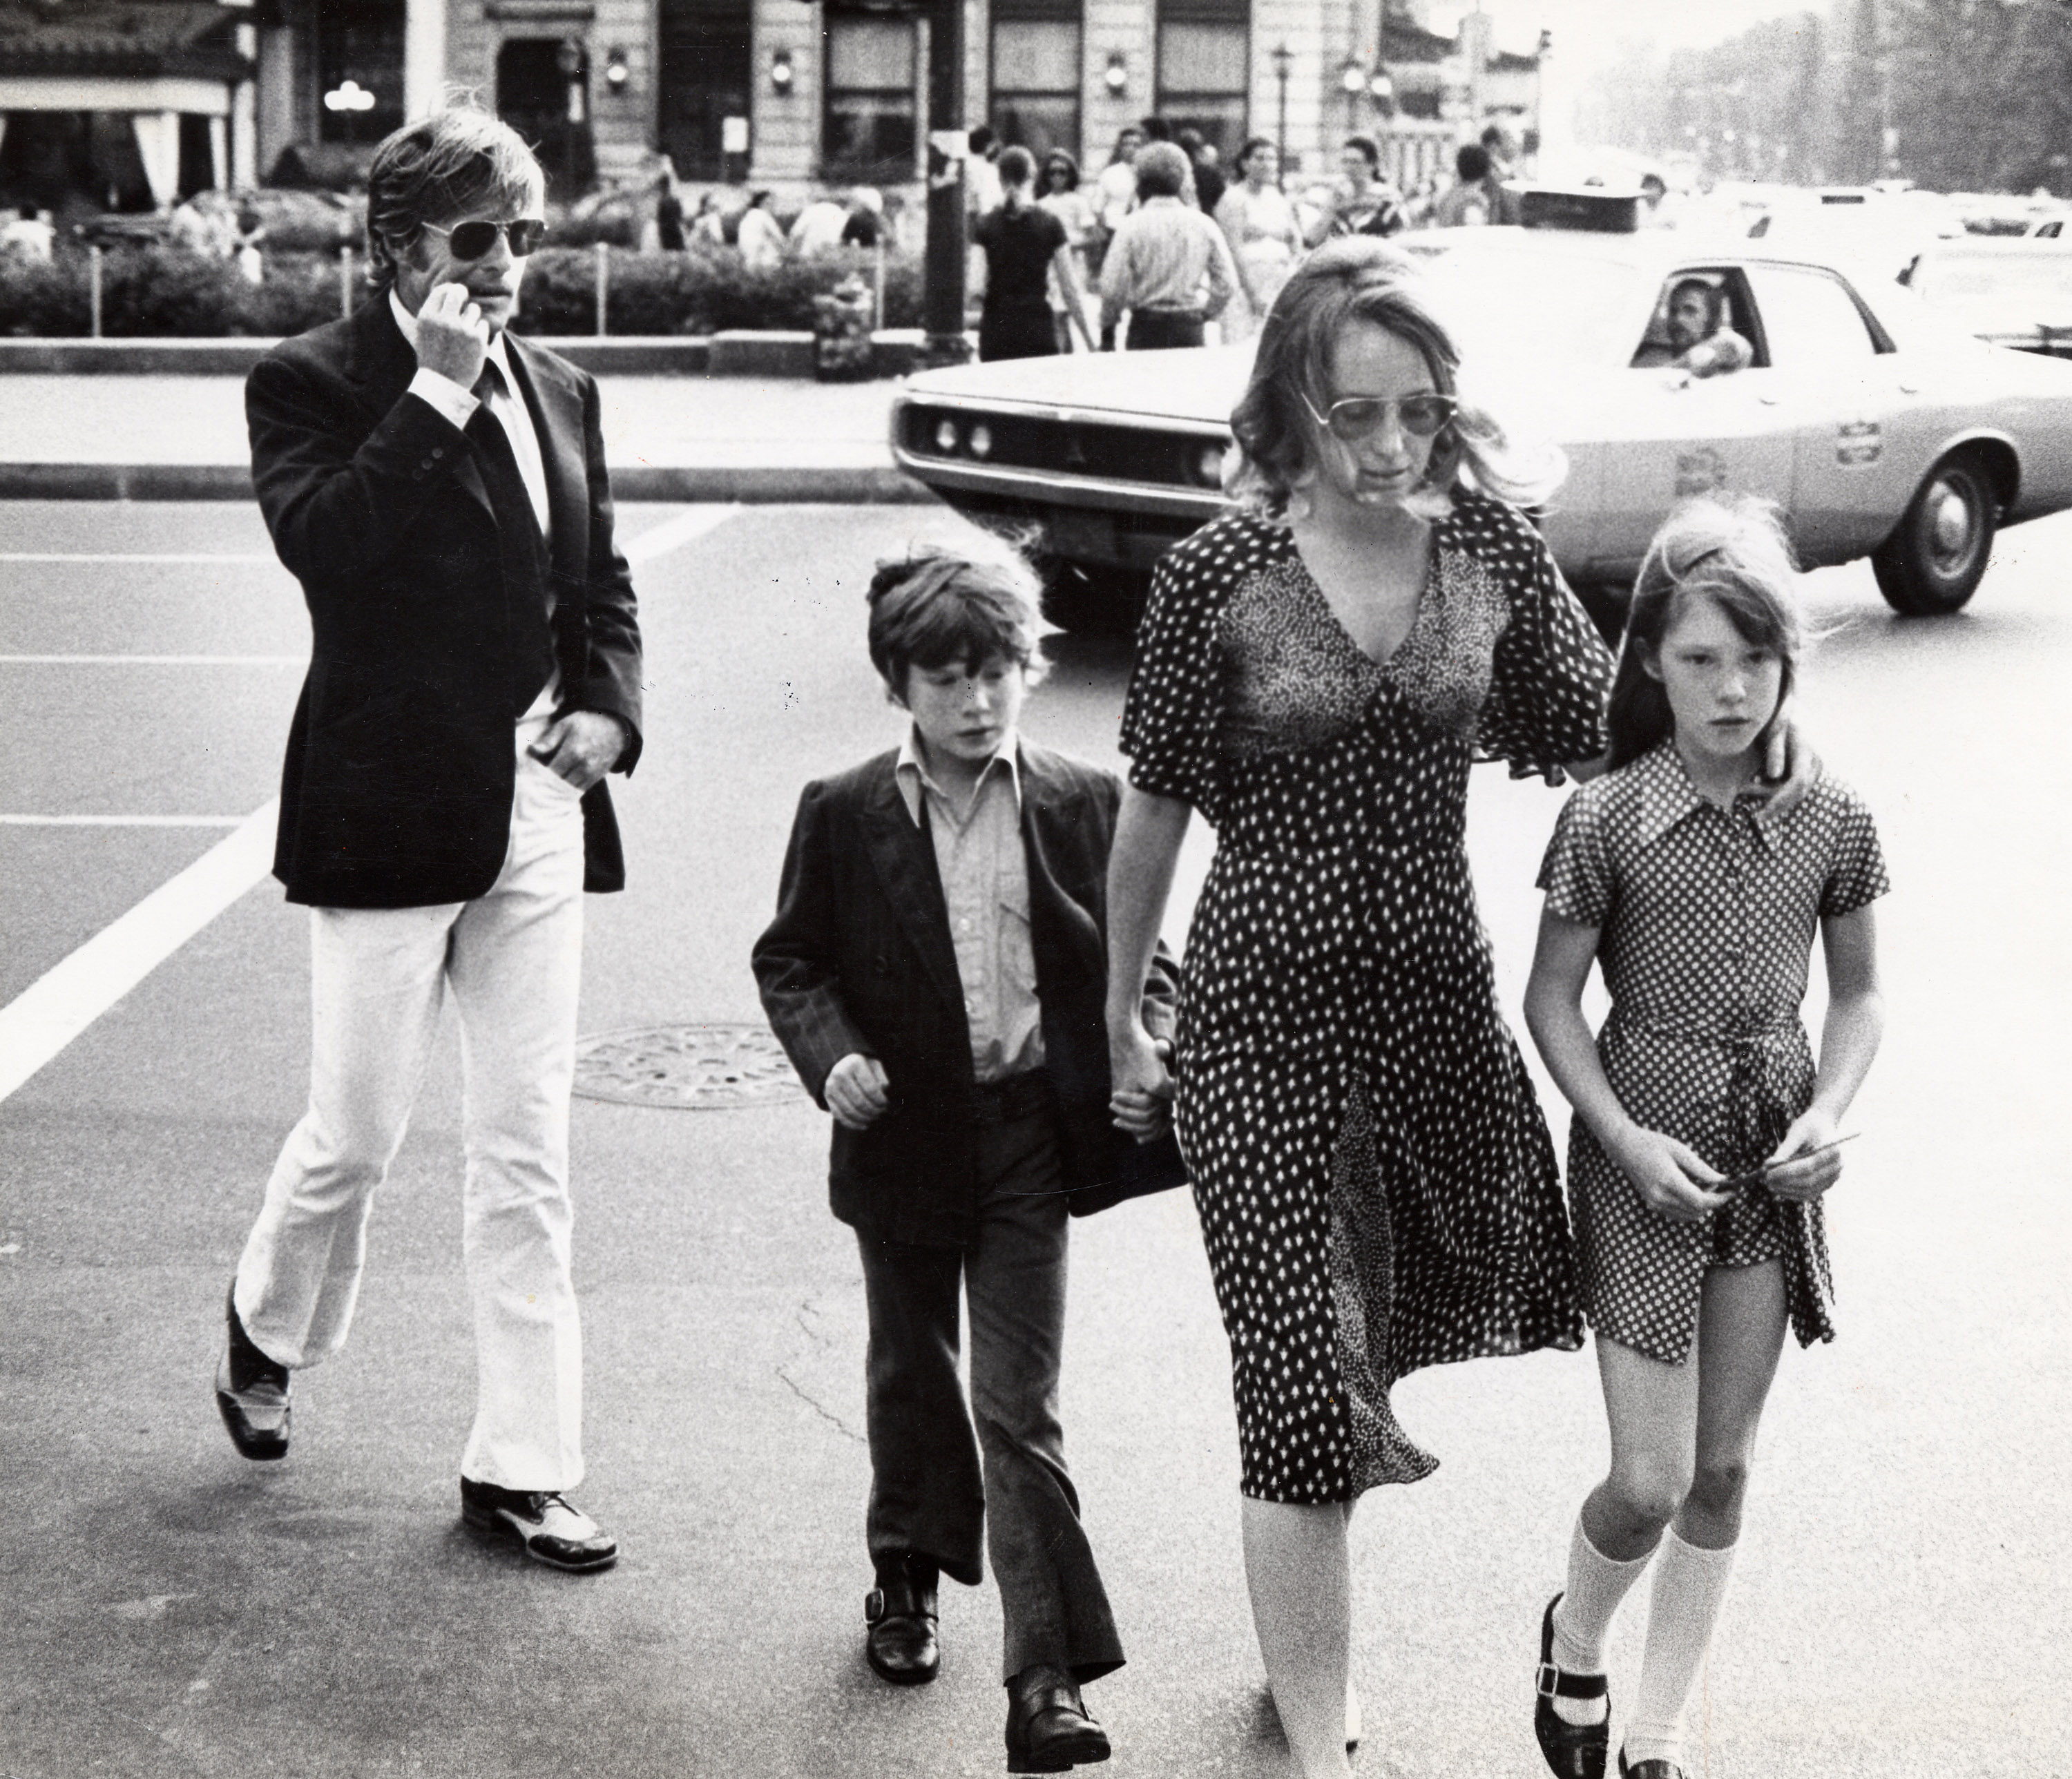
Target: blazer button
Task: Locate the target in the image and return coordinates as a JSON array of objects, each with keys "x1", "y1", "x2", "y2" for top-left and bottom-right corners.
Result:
[{"x1": 432, "y1": 445, "x2": 445, "y2": 459}]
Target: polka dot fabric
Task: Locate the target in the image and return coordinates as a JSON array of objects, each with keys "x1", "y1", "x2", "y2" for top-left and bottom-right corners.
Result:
[
  {"x1": 1537, "y1": 741, "x2": 1890, "y2": 1363},
  {"x1": 1120, "y1": 495, "x2": 1613, "y2": 1503}
]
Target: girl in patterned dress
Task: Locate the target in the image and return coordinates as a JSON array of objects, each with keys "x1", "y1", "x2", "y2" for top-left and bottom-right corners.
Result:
[
  {"x1": 1104, "y1": 239, "x2": 1613, "y2": 1779},
  {"x1": 1522, "y1": 500, "x2": 1888, "y2": 1779}
]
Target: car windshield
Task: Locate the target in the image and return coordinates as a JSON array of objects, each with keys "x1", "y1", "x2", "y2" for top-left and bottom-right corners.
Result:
[
  {"x1": 1911, "y1": 250, "x2": 2072, "y2": 305},
  {"x1": 1403, "y1": 244, "x2": 1646, "y2": 371}
]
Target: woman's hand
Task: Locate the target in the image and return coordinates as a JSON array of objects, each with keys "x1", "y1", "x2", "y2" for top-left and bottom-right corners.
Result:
[
  {"x1": 825, "y1": 1052, "x2": 890, "y2": 1131},
  {"x1": 1606, "y1": 1125, "x2": 1732, "y2": 1223},
  {"x1": 1109, "y1": 1019, "x2": 1174, "y2": 1142},
  {"x1": 1762, "y1": 1108, "x2": 1844, "y2": 1202}
]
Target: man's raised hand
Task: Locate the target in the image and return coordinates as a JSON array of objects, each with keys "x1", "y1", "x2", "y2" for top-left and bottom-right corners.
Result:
[{"x1": 414, "y1": 282, "x2": 490, "y2": 390}]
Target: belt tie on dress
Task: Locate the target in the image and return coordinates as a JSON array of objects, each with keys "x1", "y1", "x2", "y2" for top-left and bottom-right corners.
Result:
[{"x1": 1609, "y1": 1012, "x2": 1800, "y2": 1172}]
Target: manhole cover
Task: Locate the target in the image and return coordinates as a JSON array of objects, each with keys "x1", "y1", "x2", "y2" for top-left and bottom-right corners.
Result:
[{"x1": 573, "y1": 1023, "x2": 809, "y2": 1110}]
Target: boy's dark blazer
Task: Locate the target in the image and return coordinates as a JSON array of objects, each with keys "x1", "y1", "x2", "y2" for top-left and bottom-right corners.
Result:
[
  {"x1": 753, "y1": 740, "x2": 1186, "y2": 1247},
  {"x1": 246, "y1": 296, "x2": 644, "y2": 910}
]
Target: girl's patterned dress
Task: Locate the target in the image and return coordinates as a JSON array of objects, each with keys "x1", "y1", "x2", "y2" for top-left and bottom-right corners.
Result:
[
  {"x1": 1536, "y1": 742, "x2": 1889, "y2": 1363},
  {"x1": 1121, "y1": 496, "x2": 1613, "y2": 1503}
]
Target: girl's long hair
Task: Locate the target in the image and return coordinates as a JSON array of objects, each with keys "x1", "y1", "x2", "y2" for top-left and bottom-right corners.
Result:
[
  {"x1": 1226, "y1": 237, "x2": 1564, "y2": 523},
  {"x1": 1605, "y1": 495, "x2": 1805, "y2": 770}
]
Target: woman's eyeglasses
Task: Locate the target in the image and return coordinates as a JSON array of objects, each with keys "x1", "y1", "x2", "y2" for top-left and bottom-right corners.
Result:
[
  {"x1": 422, "y1": 217, "x2": 548, "y2": 261},
  {"x1": 1301, "y1": 390, "x2": 1457, "y2": 443}
]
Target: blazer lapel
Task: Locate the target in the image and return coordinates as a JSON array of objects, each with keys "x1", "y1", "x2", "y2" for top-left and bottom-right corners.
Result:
[
  {"x1": 857, "y1": 762, "x2": 965, "y2": 1016},
  {"x1": 1019, "y1": 747, "x2": 1103, "y2": 977},
  {"x1": 505, "y1": 335, "x2": 589, "y2": 591}
]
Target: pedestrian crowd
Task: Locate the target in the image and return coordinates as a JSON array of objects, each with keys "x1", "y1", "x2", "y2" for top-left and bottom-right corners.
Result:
[{"x1": 209, "y1": 97, "x2": 1890, "y2": 1779}]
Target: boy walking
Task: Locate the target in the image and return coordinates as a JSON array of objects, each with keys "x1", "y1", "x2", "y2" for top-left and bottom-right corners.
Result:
[{"x1": 753, "y1": 549, "x2": 1178, "y2": 1773}]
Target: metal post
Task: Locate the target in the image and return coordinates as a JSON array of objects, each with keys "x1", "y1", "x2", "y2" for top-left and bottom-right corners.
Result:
[
  {"x1": 874, "y1": 237, "x2": 888, "y2": 330},
  {"x1": 595, "y1": 241, "x2": 609, "y2": 336},
  {"x1": 921, "y1": 0, "x2": 968, "y2": 364},
  {"x1": 340, "y1": 245, "x2": 354, "y2": 317},
  {"x1": 89, "y1": 245, "x2": 103, "y2": 338},
  {"x1": 1272, "y1": 46, "x2": 1294, "y2": 178}
]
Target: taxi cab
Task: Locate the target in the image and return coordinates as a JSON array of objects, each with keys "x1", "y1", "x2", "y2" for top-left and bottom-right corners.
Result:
[{"x1": 890, "y1": 189, "x2": 2072, "y2": 628}]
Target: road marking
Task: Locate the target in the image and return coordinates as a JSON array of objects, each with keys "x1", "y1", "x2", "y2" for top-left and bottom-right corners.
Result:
[
  {"x1": 0, "y1": 654, "x2": 305, "y2": 666},
  {"x1": 0, "y1": 814, "x2": 253, "y2": 827},
  {"x1": 0, "y1": 552, "x2": 276, "y2": 564},
  {"x1": 625, "y1": 504, "x2": 741, "y2": 564},
  {"x1": 0, "y1": 800, "x2": 277, "y2": 1103}
]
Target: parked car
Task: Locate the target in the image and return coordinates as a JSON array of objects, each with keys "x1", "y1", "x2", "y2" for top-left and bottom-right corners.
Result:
[
  {"x1": 1901, "y1": 237, "x2": 2072, "y2": 356},
  {"x1": 892, "y1": 198, "x2": 2072, "y2": 627}
]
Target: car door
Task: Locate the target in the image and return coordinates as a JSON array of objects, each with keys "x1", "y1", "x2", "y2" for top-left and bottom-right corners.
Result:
[
  {"x1": 1589, "y1": 267, "x2": 1795, "y2": 577},
  {"x1": 1739, "y1": 262, "x2": 1915, "y2": 562}
]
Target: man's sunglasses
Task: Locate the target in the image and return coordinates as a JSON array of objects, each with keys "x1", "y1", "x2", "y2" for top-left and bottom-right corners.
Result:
[
  {"x1": 1300, "y1": 390, "x2": 1457, "y2": 443},
  {"x1": 422, "y1": 217, "x2": 548, "y2": 260}
]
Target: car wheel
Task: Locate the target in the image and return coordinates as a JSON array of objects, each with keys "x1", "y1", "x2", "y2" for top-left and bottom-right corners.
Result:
[
  {"x1": 1571, "y1": 581, "x2": 1630, "y2": 650},
  {"x1": 1037, "y1": 561, "x2": 1149, "y2": 636},
  {"x1": 1871, "y1": 454, "x2": 1999, "y2": 616}
]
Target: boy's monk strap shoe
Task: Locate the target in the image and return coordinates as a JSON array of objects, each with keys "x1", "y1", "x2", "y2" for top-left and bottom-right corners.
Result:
[
  {"x1": 459, "y1": 1477, "x2": 618, "y2": 1573},
  {"x1": 865, "y1": 1553, "x2": 939, "y2": 1684},
  {"x1": 215, "y1": 1285, "x2": 291, "y2": 1461},
  {"x1": 1535, "y1": 1594, "x2": 1610, "y2": 1779},
  {"x1": 1005, "y1": 1664, "x2": 1110, "y2": 1773}
]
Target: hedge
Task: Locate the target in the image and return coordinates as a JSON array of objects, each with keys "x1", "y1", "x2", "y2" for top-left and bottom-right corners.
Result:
[{"x1": 0, "y1": 243, "x2": 919, "y2": 338}]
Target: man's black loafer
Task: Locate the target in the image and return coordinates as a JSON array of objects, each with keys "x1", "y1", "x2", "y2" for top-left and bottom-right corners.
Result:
[
  {"x1": 215, "y1": 1285, "x2": 291, "y2": 1461},
  {"x1": 459, "y1": 1477, "x2": 618, "y2": 1573},
  {"x1": 865, "y1": 1553, "x2": 940, "y2": 1685}
]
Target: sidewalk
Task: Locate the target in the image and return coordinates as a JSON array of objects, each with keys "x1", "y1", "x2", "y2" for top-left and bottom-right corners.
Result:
[{"x1": 0, "y1": 374, "x2": 930, "y2": 503}]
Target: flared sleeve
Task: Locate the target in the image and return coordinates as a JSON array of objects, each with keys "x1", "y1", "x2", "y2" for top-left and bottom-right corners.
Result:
[{"x1": 1473, "y1": 510, "x2": 1613, "y2": 782}]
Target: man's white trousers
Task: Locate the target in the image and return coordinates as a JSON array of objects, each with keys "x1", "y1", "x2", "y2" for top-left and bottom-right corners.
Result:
[{"x1": 233, "y1": 727, "x2": 589, "y2": 1490}]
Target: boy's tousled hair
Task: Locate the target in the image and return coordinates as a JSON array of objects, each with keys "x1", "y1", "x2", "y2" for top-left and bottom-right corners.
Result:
[
  {"x1": 866, "y1": 546, "x2": 1046, "y2": 695},
  {"x1": 1606, "y1": 494, "x2": 1805, "y2": 769},
  {"x1": 365, "y1": 96, "x2": 546, "y2": 291}
]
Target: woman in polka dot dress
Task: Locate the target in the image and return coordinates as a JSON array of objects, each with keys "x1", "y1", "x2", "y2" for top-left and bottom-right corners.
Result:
[
  {"x1": 1102, "y1": 240, "x2": 1613, "y2": 1778},
  {"x1": 1522, "y1": 500, "x2": 1886, "y2": 1779}
]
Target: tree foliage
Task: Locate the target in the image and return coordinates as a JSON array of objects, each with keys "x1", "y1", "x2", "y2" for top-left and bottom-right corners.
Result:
[{"x1": 1575, "y1": 0, "x2": 2072, "y2": 195}]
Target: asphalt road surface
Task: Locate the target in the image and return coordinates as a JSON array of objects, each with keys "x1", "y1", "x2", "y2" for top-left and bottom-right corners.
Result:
[{"x1": 1, "y1": 498, "x2": 2066, "y2": 1778}]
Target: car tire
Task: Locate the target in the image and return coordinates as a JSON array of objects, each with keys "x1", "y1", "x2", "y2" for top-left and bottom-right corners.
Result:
[
  {"x1": 1571, "y1": 581, "x2": 1630, "y2": 651},
  {"x1": 1871, "y1": 453, "x2": 1999, "y2": 616},
  {"x1": 1037, "y1": 561, "x2": 1149, "y2": 636}
]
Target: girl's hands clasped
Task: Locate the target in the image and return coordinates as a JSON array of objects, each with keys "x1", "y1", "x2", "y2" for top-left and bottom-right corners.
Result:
[
  {"x1": 1606, "y1": 1125, "x2": 1733, "y2": 1224},
  {"x1": 1108, "y1": 1019, "x2": 1174, "y2": 1143}
]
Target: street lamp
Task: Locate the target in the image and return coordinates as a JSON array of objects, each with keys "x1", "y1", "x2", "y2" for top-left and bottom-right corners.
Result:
[
  {"x1": 1340, "y1": 55, "x2": 1366, "y2": 131},
  {"x1": 1272, "y1": 44, "x2": 1293, "y2": 175}
]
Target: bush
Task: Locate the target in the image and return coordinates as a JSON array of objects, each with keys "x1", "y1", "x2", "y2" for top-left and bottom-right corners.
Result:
[
  {"x1": 0, "y1": 240, "x2": 922, "y2": 337},
  {"x1": 515, "y1": 244, "x2": 921, "y2": 335}
]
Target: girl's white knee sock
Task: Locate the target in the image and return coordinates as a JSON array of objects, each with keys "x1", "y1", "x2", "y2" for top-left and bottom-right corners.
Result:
[
  {"x1": 1623, "y1": 1526, "x2": 1738, "y2": 1769},
  {"x1": 1548, "y1": 1516, "x2": 1655, "y2": 1727}
]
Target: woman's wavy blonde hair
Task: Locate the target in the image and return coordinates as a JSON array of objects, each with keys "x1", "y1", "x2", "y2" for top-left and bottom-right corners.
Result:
[{"x1": 1225, "y1": 237, "x2": 1564, "y2": 523}]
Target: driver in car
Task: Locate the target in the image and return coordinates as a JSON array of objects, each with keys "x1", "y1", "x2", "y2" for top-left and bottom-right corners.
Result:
[{"x1": 1633, "y1": 276, "x2": 1754, "y2": 377}]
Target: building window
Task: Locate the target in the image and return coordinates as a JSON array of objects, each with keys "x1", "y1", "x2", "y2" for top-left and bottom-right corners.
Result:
[
  {"x1": 1155, "y1": 0, "x2": 1247, "y2": 164},
  {"x1": 316, "y1": 0, "x2": 404, "y2": 144},
  {"x1": 991, "y1": 0, "x2": 1080, "y2": 164},
  {"x1": 825, "y1": 12, "x2": 917, "y2": 180}
]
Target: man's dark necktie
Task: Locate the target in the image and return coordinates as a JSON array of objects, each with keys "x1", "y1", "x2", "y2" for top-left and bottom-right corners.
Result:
[{"x1": 467, "y1": 362, "x2": 557, "y2": 716}]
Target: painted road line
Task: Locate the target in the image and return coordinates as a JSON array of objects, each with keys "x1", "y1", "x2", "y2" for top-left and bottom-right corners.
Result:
[
  {"x1": 0, "y1": 800, "x2": 277, "y2": 1103},
  {"x1": 0, "y1": 553, "x2": 276, "y2": 564},
  {"x1": 624, "y1": 504, "x2": 742, "y2": 564},
  {"x1": 0, "y1": 814, "x2": 251, "y2": 827},
  {"x1": 0, "y1": 655, "x2": 306, "y2": 666}
]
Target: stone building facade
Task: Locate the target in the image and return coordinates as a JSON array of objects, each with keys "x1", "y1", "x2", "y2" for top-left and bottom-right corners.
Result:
[{"x1": 0, "y1": 0, "x2": 1541, "y2": 208}]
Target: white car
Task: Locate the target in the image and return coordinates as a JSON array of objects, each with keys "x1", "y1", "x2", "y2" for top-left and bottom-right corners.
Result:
[{"x1": 892, "y1": 204, "x2": 2072, "y2": 627}]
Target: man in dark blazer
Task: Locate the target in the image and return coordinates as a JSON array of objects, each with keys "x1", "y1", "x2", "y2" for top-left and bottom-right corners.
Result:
[{"x1": 213, "y1": 105, "x2": 641, "y2": 1575}]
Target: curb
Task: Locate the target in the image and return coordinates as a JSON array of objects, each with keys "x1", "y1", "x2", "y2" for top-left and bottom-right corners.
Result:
[
  {"x1": 0, "y1": 331, "x2": 936, "y2": 378},
  {"x1": 0, "y1": 461, "x2": 939, "y2": 503}
]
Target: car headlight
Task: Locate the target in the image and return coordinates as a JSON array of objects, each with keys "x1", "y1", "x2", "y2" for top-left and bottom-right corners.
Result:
[
  {"x1": 968, "y1": 423, "x2": 993, "y2": 460},
  {"x1": 1194, "y1": 443, "x2": 1227, "y2": 488},
  {"x1": 933, "y1": 418, "x2": 961, "y2": 454}
]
